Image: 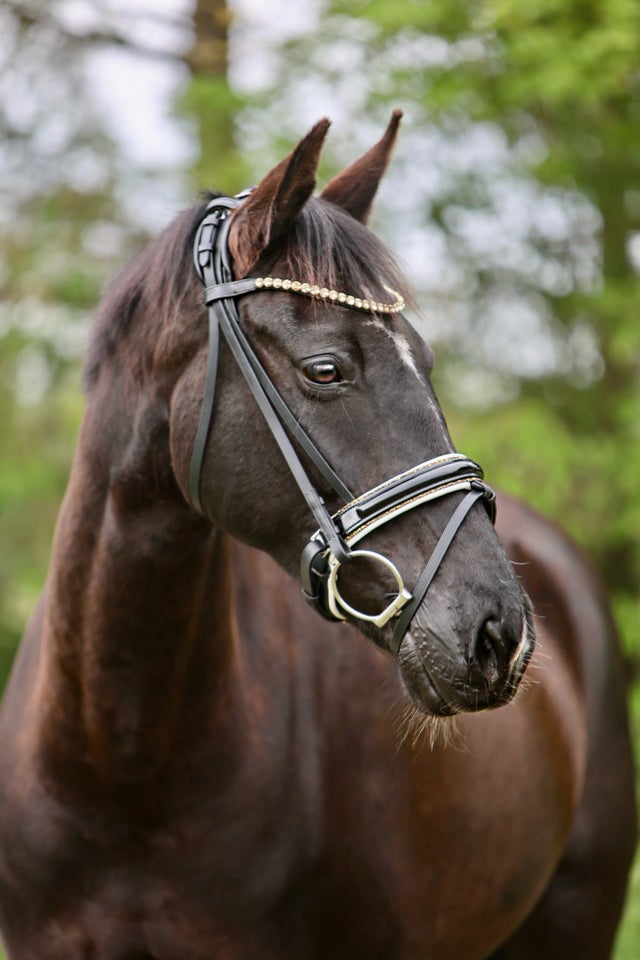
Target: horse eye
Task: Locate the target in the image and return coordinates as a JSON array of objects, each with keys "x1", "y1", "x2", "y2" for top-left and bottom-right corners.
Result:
[{"x1": 302, "y1": 358, "x2": 342, "y2": 385}]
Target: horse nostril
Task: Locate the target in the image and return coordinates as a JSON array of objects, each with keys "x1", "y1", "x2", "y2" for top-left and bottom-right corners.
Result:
[{"x1": 471, "y1": 616, "x2": 514, "y2": 686}]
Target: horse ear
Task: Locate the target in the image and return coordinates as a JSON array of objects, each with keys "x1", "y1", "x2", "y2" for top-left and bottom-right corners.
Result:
[
  {"x1": 227, "y1": 118, "x2": 331, "y2": 277},
  {"x1": 320, "y1": 110, "x2": 402, "y2": 224}
]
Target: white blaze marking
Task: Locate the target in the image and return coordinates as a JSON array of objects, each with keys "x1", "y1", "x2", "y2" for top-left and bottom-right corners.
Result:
[{"x1": 365, "y1": 317, "x2": 426, "y2": 386}]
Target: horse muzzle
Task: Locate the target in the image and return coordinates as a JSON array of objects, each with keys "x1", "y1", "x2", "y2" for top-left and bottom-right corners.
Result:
[{"x1": 397, "y1": 587, "x2": 536, "y2": 715}]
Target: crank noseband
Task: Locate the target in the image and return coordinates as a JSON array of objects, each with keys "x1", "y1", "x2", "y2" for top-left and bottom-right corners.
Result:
[
  {"x1": 299, "y1": 454, "x2": 495, "y2": 654},
  {"x1": 190, "y1": 194, "x2": 496, "y2": 655}
]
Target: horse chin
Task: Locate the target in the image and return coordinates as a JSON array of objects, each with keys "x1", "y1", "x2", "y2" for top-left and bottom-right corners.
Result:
[
  {"x1": 395, "y1": 619, "x2": 535, "y2": 718},
  {"x1": 396, "y1": 631, "x2": 460, "y2": 716}
]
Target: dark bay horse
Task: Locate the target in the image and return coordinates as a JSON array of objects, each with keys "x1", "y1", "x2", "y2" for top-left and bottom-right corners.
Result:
[{"x1": 0, "y1": 113, "x2": 636, "y2": 959}]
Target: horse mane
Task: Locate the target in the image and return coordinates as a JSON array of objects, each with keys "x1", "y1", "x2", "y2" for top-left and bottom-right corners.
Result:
[
  {"x1": 83, "y1": 195, "x2": 213, "y2": 390},
  {"x1": 83, "y1": 193, "x2": 412, "y2": 391}
]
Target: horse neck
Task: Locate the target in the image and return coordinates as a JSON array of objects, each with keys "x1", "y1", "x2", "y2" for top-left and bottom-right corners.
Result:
[{"x1": 38, "y1": 371, "x2": 245, "y2": 784}]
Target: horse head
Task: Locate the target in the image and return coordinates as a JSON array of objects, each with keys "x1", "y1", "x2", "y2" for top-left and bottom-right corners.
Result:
[{"x1": 168, "y1": 114, "x2": 535, "y2": 716}]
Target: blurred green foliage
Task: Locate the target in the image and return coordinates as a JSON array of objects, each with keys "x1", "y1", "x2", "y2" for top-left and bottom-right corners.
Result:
[{"x1": 0, "y1": 190, "x2": 115, "y2": 687}]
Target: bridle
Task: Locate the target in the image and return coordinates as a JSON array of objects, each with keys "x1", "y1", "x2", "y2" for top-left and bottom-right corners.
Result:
[{"x1": 189, "y1": 193, "x2": 496, "y2": 656}]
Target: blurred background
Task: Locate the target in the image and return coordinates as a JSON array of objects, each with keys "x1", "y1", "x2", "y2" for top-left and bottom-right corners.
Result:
[{"x1": 0, "y1": 0, "x2": 638, "y2": 953}]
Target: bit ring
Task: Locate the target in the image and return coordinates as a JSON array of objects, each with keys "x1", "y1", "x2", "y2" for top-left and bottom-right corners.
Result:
[{"x1": 326, "y1": 549, "x2": 413, "y2": 628}]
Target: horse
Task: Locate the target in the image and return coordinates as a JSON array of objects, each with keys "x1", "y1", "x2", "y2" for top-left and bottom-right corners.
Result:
[{"x1": 0, "y1": 112, "x2": 635, "y2": 960}]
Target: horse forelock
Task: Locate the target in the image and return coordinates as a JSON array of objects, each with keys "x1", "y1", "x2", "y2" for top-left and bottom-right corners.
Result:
[{"x1": 279, "y1": 197, "x2": 412, "y2": 311}]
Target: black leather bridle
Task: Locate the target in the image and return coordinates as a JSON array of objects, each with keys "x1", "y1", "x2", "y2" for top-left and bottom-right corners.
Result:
[{"x1": 189, "y1": 193, "x2": 496, "y2": 656}]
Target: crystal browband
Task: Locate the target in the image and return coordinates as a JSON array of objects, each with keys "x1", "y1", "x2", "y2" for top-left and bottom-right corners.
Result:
[{"x1": 254, "y1": 277, "x2": 405, "y2": 315}]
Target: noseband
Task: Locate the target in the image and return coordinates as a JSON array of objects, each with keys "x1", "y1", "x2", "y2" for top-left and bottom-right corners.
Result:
[{"x1": 190, "y1": 193, "x2": 496, "y2": 656}]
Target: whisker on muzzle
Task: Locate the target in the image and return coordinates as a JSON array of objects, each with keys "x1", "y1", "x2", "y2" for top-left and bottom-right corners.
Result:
[{"x1": 395, "y1": 701, "x2": 463, "y2": 751}]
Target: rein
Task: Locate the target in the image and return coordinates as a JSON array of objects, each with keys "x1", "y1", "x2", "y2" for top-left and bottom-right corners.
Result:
[{"x1": 189, "y1": 194, "x2": 496, "y2": 656}]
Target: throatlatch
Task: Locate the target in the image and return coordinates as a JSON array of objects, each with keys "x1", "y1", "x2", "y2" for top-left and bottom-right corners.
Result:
[{"x1": 190, "y1": 194, "x2": 496, "y2": 655}]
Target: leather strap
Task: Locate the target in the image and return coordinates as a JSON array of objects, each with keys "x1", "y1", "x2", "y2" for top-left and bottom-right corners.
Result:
[
  {"x1": 190, "y1": 200, "x2": 351, "y2": 563},
  {"x1": 205, "y1": 278, "x2": 259, "y2": 303},
  {"x1": 216, "y1": 304, "x2": 354, "y2": 504},
  {"x1": 189, "y1": 204, "x2": 236, "y2": 512},
  {"x1": 188, "y1": 296, "x2": 221, "y2": 513},
  {"x1": 335, "y1": 456, "x2": 491, "y2": 542},
  {"x1": 389, "y1": 488, "x2": 484, "y2": 655},
  {"x1": 216, "y1": 299, "x2": 351, "y2": 564}
]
